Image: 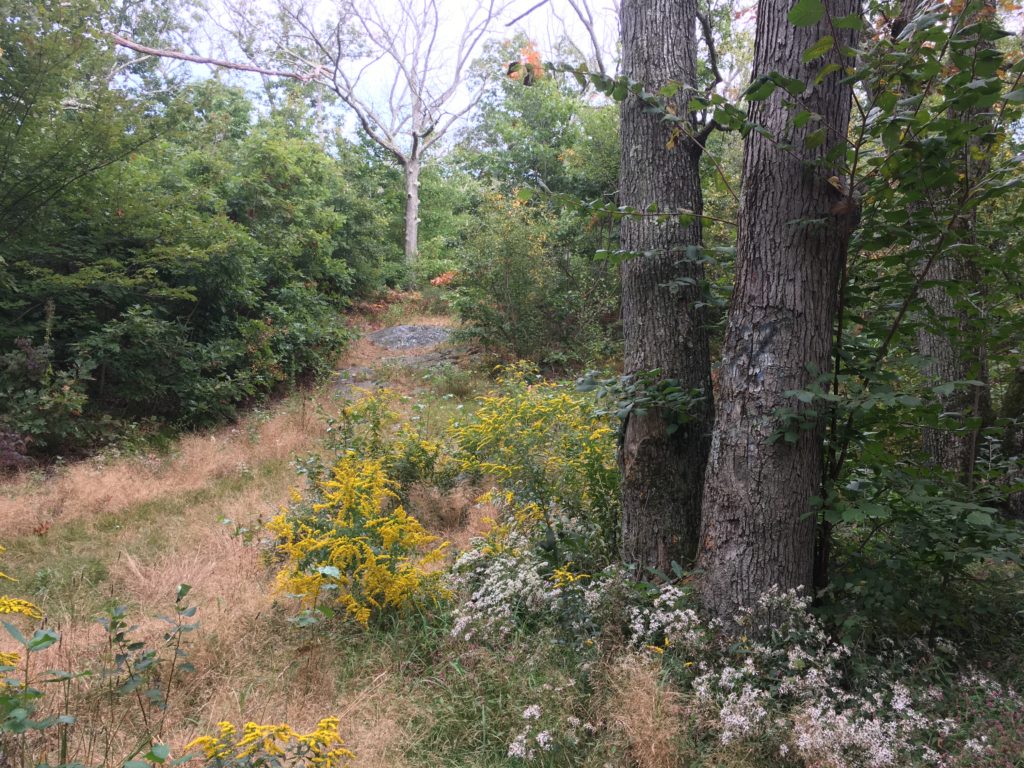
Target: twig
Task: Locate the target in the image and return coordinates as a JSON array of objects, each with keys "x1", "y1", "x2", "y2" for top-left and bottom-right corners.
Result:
[{"x1": 506, "y1": 0, "x2": 552, "y2": 26}]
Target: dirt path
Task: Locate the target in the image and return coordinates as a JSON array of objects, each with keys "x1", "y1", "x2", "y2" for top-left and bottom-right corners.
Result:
[{"x1": 0, "y1": 303, "x2": 475, "y2": 764}]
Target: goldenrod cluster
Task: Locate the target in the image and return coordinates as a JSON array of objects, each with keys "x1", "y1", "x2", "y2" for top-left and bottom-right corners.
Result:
[
  {"x1": 0, "y1": 544, "x2": 41, "y2": 668},
  {"x1": 451, "y1": 364, "x2": 616, "y2": 516},
  {"x1": 186, "y1": 717, "x2": 354, "y2": 766},
  {"x1": 269, "y1": 453, "x2": 448, "y2": 627}
]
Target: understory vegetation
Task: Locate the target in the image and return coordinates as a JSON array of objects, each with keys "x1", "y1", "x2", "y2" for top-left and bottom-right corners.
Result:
[
  {"x1": 2, "y1": 351, "x2": 1022, "y2": 767},
  {"x1": 3, "y1": 0, "x2": 1024, "y2": 766}
]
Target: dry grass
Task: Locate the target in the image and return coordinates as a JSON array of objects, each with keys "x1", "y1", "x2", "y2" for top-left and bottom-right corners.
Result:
[
  {"x1": 0, "y1": 399, "x2": 322, "y2": 540},
  {"x1": 0, "y1": 295, "x2": 463, "y2": 765},
  {"x1": 601, "y1": 654, "x2": 690, "y2": 768},
  {"x1": 442, "y1": 498, "x2": 499, "y2": 553},
  {"x1": 406, "y1": 482, "x2": 477, "y2": 532}
]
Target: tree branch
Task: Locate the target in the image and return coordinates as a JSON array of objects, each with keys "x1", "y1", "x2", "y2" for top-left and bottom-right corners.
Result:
[
  {"x1": 696, "y1": 9, "x2": 722, "y2": 95},
  {"x1": 109, "y1": 33, "x2": 311, "y2": 80}
]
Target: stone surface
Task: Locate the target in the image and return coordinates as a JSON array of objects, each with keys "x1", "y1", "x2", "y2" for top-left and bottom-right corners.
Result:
[
  {"x1": 365, "y1": 324, "x2": 450, "y2": 349},
  {"x1": 334, "y1": 324, "x2": 457, "y2": 393}
]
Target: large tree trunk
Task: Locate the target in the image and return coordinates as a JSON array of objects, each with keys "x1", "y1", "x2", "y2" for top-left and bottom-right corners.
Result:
[
  {"x1": 696, "y1": 0, "x2": 859, "y2": 621},
  {"x1": 403, "y1": 155, "x2": 421, "y2": 263},
  {"x1": 618, "y1": 0, "x2": 713, "y2": 572}
]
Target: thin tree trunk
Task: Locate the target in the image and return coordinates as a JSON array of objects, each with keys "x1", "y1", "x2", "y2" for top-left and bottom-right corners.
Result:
[
  {"x1": 918, "y1": 256, "x2": 990, "y2": 480},
  {"x1": 916, "y1": 0, "x2": 995, "y2": 482},
  {"x1": 697, "y1": 0, "x2": 859, "y2": 621},
  {"x1": 1002, "y1": 364, "x2": 1024, "y2": 518},
  {"x1": 618, "y1": 0, "x2": 712, "y2": 572},
  {"x1": 403, "y1": 156, "x2": 421, "y2": 263}
]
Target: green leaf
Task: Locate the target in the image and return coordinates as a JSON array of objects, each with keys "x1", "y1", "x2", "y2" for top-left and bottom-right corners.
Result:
[
  {"x1": 881, "y1": 123, "x2": 902, "y2": 151},
  {"x1": 965, "y1": 510, "x2": 992, "y2": 527},
  {"x1": 793, "y1": 110, "x2": 814, "y2": 128},
  {"x1": 814, "y1": 62, "x2": 842, "y2": 85},
  {"x1": 788, "y1": 0, "x2": 826, "y2": 28},
  {"x1": 515, "y1": 187, "x2": 534, "y2": 202},
  {"x1": 833, "y1": 13, "x2": 864, "y2": 29},
  {"x1": 802, "y1": 36, "x2": 834, "y2": 63},
  {"x1": 27, "y1": 629, "x2": 59, "y2": 652},
  {"x1": 745, "y1": 78, "x2": 777, "y2": 101},
  {"x1": 2, "y1": 620, "x2": 28, "y2": 647},
  {"x1": 146, "y1": 744, "x2": 170, "y2": 763},
  {"x1": 1005, "y1": 90, "x2": 1024, "y2": 103},
  {"x1": 804, "y1": 127, "x2": 827, "y2": 149}
]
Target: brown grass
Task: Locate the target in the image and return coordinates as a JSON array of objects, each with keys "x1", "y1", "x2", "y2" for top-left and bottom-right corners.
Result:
[
  {"x1": 442, "y1": 497, "x2": 499, "y2": 552},
  {"x1": 0, "y1": 399, "x2": 321, "y2": 540},
  {"x1": 0, "y1": 295, "x2": 462, "y2": 765},
  {"x1": 407, "y1": 482, "x2": 477, "y2": 532},
  {"x1": 601, "y1": 654, "x2": 689, "y2": 768}
]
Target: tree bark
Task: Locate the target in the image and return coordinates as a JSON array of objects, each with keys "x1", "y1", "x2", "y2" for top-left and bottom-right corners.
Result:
[
  {"x1": 696, "y1": 0, "x2": 859, "y2": 621},
  {"x1": 916, "y1": 0, "x2": 995, "y2": 482},
  {"x1": 618, "y1": 0, "x2": 713, "y2": 572},
  {"x1": 403, "y1": 155, "x2": 421, "y2": 264},
  {"x1": 918, "y1": 256, "x2": 990, "y2": 480}
]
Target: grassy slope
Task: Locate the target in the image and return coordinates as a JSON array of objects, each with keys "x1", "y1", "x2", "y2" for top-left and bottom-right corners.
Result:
[{"x1": 0, "y1": 298, "x2": 629, "y2": 767}]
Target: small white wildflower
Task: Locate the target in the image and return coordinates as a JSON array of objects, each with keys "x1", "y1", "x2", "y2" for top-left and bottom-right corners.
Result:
[
  {"x1": 522, "y1": 704, "x2": 542, "y2": 720},
  {"x1": 535, "y1": 731, "x2": 553, "y2": 750},
  {"x1": 507, "y1": 732, "x2": 529, "y2": 759},
  {"x1": 891, "y1": 683, "x2": 912, "y2": 712},
  {"x1": 965, "y1": 737, "x2": 989, "y2": 755}
]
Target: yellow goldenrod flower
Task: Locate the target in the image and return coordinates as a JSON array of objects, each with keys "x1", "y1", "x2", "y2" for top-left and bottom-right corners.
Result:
[{"x1": 0, "y1": 597, "x2": 42, "y2": 619}]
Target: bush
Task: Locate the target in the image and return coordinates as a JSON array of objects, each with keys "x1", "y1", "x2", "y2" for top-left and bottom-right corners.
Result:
[
  {"x1": 186, "y1": 718, "x2": 354, "y2": 767},
  {"x1": 450, "y1": 363, "x2": 619, "y2": 554},
  {"x1": 268, "y1": 454, "x2": 449, "y2": 627},
  {"x1": 0, "y1": 76, "x2": 397, "y2": 456},
  {"x1": 450, "y1": 196, "x2": 619, "y2": 368},
  {"x1": 0, "y1": 337, "x2": 90, "y2": 459}
]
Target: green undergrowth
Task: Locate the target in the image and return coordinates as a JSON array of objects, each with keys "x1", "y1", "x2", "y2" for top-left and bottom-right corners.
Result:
[{"x1": 3, "y1": 346, "x2": 1023, "y2": 768}]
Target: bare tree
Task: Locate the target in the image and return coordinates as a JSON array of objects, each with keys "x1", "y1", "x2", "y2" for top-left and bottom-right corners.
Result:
[{"x1": 114, "y1": 0, "x2": 513, "y2": 262}]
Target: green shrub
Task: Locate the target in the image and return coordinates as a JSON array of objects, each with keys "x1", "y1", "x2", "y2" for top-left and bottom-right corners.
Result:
[
  {"x1": 450, "y1": 196, "x2": 619, "y2": 368},
  {"x1": 0, "y1": 338, "x2": 90, "y2": 458}
]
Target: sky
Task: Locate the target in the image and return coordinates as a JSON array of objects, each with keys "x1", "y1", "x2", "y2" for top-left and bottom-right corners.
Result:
[{"x1": 184, "y1": 0, "x2": 622, "y2": 151}]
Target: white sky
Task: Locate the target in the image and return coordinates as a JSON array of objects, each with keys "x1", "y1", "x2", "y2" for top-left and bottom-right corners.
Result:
[{"x1": 185, "y1": 0, "x2": 621, "y2": 151}]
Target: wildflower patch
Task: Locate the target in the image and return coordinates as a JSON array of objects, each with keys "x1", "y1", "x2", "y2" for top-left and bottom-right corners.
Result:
[
  {"x1": 186, "y1": 717, "x2": 355, "y2": 766},
  {"x1": 269, "y1": 453, "x2": 449, "y2": 627}
]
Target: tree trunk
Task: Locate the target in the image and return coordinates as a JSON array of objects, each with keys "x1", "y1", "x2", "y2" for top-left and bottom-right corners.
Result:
[
  {"x1": 403, "y1": 155, "x2": 421, "y2": 263},
  {"x1": 696, "y1": 0, "x2": 859, "y2": 621},
  {"x1": 1002, "y1": 365, "x2": 1024, "y2": 519},
  {"x1": 918, "y1": 256, "x2": 990, "y2": 480},
  {"x1": 618, "y1": 0, "x2": 713, "y2": 572},
  {"x1": 916, "y1": 0, "x2": 995, "y2": 482}
]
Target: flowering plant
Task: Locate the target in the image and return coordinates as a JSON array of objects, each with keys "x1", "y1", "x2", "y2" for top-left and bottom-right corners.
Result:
[
  {"x1": 186, "y1": 717, "x2": 354, "y2": 767},
  {"x1": 269, "y1": 453, "x2": 449, "y2": 627}
]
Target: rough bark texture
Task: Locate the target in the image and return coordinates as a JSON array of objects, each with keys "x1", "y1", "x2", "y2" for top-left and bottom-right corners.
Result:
[
  {"x1": 618, "y1": 0, "x2": 713, "y2": 571},
  {"x1": 696, "y1": 0, "x2": 859, "y2": 621}
]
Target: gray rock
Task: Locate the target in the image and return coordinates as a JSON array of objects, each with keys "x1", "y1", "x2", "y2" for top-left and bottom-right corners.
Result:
[{"x1": 365, "y1": 324, "x2": 450, "y2": 350}]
